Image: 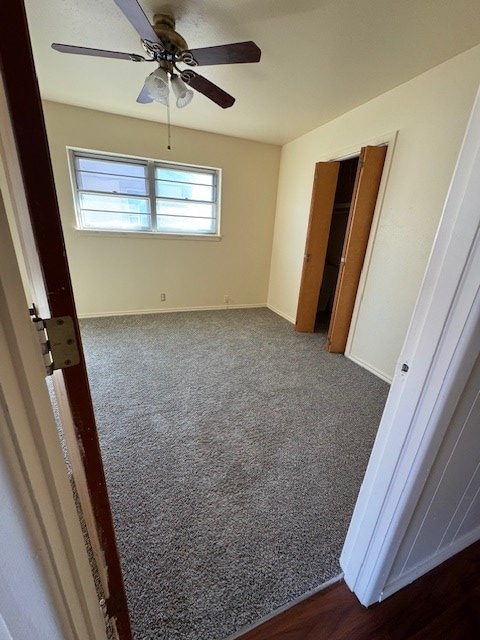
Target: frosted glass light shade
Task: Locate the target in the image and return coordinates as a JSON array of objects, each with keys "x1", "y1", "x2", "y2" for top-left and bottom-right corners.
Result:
[
  {"x1": 145, "y1": 67, "x2": 169, "y2": 102},
  {"x1": 154, "y1": 92, "x2": 169, "y2": 107},
  {"x1": 171, "y1": 75, "x2": 194, "y2": 108}
]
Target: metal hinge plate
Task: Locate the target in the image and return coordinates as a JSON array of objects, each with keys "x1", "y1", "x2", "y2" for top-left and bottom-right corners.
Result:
[
  {"x1": 30, "y1": 307, "x2": 80, "y2": 376},
  {"x1": 99, "y1": 598, "x2": 120, "y2": 640}
]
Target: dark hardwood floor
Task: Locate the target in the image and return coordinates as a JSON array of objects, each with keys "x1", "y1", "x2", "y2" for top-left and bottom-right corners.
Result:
[{"x1": 238, "y1": 540, "x2": 480, "y2": 639}]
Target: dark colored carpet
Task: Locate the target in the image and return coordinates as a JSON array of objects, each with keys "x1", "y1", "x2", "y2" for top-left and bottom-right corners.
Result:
[{"x1": 79, "y1": 308, "x2": 389, "y2": 640}]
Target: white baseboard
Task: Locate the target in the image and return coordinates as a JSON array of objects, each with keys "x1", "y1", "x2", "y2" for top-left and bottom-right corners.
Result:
[
  {"x1": 345, "y1": 353, "x2": 392, "y2": 383},
  {"x1": 224, "y1": 573, "x2": 344, "y2": 640},
  {"x1": 266, "y1": 304, "x2": 295, "y2": 324},
  {"x1": 78, "y1": 303, "x2": 267, "y2": 319},
  {"x1": 380, "y1": 525, "x2": 480, "y2": 602}
]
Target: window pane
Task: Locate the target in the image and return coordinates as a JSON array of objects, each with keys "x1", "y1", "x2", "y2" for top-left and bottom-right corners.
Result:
[
  {"x1": 77, "y1": 172, "x2": 148, "y2": 196},
  {"x1": 156, "y1": 200, "x2": 214, "y2": 219},
  {"x1": 155, "y1": 166, "x2": 214, "y2": 186},
  {"x1": 155, "y1": 180, "x2": 214, "y2": 202},
  {"x1": 156, "y1": 201, "x2": 215, "y2": 233},
  {"x1": 76, "y1": 157, "x2": 146, "y2": 178},
  {"x1": 156, "y1": 215, "x2": 215, "y2": 234},
  {"x1": 79, "y1": 193, "x2": 150, "y2": 214},
  {"x1": 82, "y1": 211, "x2": 151, "y2": 231}
]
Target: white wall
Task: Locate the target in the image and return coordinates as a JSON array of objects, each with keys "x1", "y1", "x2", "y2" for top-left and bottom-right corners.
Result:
[
  {"x1": 268, "y1": 44, "x2": 480, "y2": 380},
  {"x1": 43, "y1": 102, "x2": 280, "y2": 317}
]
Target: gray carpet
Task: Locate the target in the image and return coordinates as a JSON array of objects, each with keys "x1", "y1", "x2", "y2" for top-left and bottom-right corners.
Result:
[{"x1": 79, "y1": 308, "x2": 389, "y2": 640}]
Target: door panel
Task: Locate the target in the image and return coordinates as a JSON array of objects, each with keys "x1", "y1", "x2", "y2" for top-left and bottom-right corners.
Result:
[
  {"x1": 296, "y1": 161, "x2": 340, "y2": 332},
  {"x1": 0, "y1": 2, "x2": 131, "y2": 637},
  {"x1": 328, "y1": 145, "x2": 387, "y2": 353}
]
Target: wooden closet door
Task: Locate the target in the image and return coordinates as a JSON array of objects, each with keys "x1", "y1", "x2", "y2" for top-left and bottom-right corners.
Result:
[
  {"x1": 296, "y1": 161, "x2": 340, "y2": 332},
  {"x1": 327, "y1": 145, "x2": 387, "y2": 353}
]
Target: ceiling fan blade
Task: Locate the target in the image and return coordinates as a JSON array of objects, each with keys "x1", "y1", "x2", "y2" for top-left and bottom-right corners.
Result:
[
  {"x1": 136, "y1": 84, "x2": 153, "y2": 104},
  {"x1": 185, "y1": 41, "x2": 261, "y2": 66},
  {"x1": 113, "y1": 0, "x2": 160, "y2": 42},
  {"x1": 182, "y1": 71, "x2": 235, "y2": 109},
  {"x1": 52, "y1": 42, "x2": 143, "y2": 61}
]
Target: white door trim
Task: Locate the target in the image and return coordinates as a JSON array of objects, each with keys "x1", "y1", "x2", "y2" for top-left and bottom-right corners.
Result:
[{"x1": 341, "y1": 88, "x2": 480, "y2": 604}]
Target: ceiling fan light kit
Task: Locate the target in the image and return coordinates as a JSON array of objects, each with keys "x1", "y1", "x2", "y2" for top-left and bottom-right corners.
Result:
[
  {"x1": 51, "y1": 0, "x2": 261, "y2": 110},
  {"x1": 170, "y1": 75, "x2": 194, "y2": 109},
  {"x1": 144, "y1": 66, "x2": 169, "y2": 100}
]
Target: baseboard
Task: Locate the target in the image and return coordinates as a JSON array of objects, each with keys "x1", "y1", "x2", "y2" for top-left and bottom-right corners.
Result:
[
  {"x1": 345, "y1": 353, "x2": 392, "y2": 383},
  {"x1": 266, "y1": 304, "x2": 295, "y2": 325},
  {"x1": 223, "y1": 573, "x2": 344, "y2": 640},
  {"x1": 379, "y1": 526, "x2": 480, "y2": 602},
  {"x1": 78, "y1": 303, "x2": 267, "y2": 319}
]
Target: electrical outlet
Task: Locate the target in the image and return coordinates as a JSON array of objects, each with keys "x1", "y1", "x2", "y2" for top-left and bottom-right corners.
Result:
[
  {"x1": 160, "y1": 293, "x2": 166, "y2": 302},
  {"x1": 223, "y1": 295, "x2": 230, "y2": 304}
]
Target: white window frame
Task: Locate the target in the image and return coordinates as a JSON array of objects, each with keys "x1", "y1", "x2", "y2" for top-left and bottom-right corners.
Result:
[{"x1": 68, "y1": 148, "x2": 221, "y2": 238}]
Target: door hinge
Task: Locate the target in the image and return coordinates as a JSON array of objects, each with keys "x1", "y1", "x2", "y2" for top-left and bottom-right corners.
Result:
[
  {"x1": 99, "y1": 598, "x2": 120, "y2": 640},
  {"x1": 30, "y1": 306, "x2": 80, "y2": 376}
]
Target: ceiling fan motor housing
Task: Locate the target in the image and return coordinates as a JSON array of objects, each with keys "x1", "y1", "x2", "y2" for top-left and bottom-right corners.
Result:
[{"x1": 153, "y1": 14, "x2": 188, "y2": 55}]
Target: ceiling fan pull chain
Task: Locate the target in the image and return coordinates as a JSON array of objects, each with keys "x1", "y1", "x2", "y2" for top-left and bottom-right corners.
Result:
[{"x1": 167, "y1": 101, "x2": 172, "y2": 150}]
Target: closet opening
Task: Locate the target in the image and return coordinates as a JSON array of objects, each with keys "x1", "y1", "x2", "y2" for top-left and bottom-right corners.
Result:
[
  {"x1": 316, "y1": 156, "x2": 358, "y2": 331},
  {"x1": 296, "y1": 145, "x2": 387, "y2": 352}
]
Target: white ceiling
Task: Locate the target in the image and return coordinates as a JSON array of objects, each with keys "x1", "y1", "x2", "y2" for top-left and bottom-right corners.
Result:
[{"x1": 24, "y1": 0, "x2": 480, "y2": 145}]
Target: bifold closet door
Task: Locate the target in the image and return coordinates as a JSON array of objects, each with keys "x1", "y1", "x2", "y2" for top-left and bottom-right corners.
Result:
[
  {"x1": 328, "y1": 145, "x2": 387, "y2": 353},
  {"x1": 295, "y1": 161, "x2": 340, "y2": 332}
]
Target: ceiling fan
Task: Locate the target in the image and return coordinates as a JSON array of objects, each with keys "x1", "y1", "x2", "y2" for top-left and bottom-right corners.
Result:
[{"x1": 51, "y1": 0, "x2": 261, "y2": 109}]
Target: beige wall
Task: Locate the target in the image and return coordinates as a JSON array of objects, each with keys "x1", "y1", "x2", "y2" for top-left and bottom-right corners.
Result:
[
  {"x1": 43, "y1": 44, "x2": 480, "y2": 379},
  {"x1": 267, "y1": 44, "x2": 480, "y2": 381},
  {"x1": 43, "y1": 102, "x2": 280, "y2": 316}
]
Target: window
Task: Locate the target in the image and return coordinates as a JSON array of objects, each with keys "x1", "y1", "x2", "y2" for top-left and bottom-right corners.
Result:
[{"x1": 70, "y1": 150, "x2": 220, "y2": 236}]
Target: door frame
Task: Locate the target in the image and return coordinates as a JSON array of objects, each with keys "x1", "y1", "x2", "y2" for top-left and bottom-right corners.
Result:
[
  {"x1": 0, "y1": 1, "x2": 131, "y2": 636},
  {"x1": 297, "y1": 132, "x2": 397, "y2": 367},
  {"x1": 341, "y1": 88, "x2": 480, "y2": 604}
]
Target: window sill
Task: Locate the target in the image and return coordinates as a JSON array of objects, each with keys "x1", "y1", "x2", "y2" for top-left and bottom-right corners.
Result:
[{"x1": 74, "y1": 229, "x2": 222, "y2": 241}]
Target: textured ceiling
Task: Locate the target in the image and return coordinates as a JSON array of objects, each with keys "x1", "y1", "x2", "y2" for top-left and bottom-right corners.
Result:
[{"x1": 24, "y1": 0, "x2": 480, "y2": 145}]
